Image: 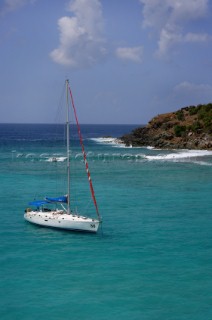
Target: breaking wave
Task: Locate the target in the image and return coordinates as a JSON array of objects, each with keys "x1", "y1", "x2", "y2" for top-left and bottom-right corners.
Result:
[
  {"x1": 90, "y1": 137, "x2": 137, "y2": 148},
  {"x1": 143, "y1": 150, "x2": 212, "y2": 160},
  {"x1": 45, "y1": 157, "x2": 67, "y2": 162},
  {"x1": 90, "y1": 137, "x2": 128, "y2": 147}
]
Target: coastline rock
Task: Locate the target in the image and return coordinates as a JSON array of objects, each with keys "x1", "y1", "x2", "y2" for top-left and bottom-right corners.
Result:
[{"x1": 120, "y1": 104, "x2": 212, "y2": 150}]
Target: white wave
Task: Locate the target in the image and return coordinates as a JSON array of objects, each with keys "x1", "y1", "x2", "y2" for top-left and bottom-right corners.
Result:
[
  {"x1": 46, "y1": 157, "x2": 67, "y2": 162},
  {"x1": 192, "y1": 161, "x2": 212, "y2": 166},
  {"x1": 90, "y1": 137, "x2": 122, "y2": 144},
  {"x1": 144, "y1": 150, "x2": 212, "y2": 161},
  {"x1": 90, "y1": 137, "x2": 138, "y2": 148},
  {"x1": 90, "y1": 137, "x2": 128, "y2": 147}
]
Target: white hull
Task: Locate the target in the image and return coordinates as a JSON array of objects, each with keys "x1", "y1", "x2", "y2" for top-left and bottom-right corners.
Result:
[{"x1": 24, "y1": 210, "x2": 100, "y2": 233}]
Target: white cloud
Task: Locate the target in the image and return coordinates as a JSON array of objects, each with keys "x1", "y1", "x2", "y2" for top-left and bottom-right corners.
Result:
[
  {"x1": 184, "y1": 32, "x2": 212, "y2": 43},
  {"x1": 50, "y1": 0, "x2": 107, "y2": 68},
  {"x1": 140, "y1": 0, "x2": 170, "y2": 29},
  {"x1": 140, "y1": 0, "x2": 208, "y2": 27},
  {"x1": 157, "y1": 29, "x2": 212, "y2": 57},
  {"x1": 168, "y1": 0, "x2": 208, "y2": 22},
  {"x1": 156, "y1": 25, "x2": 182, "y2": 57},
  {"x1": 174, "y1": 81, "x2": 212, "y2": 94},
  {"x1": 139, "y1": 0, "x2": 211, "y2": 57},
  {"x1": 116, "y1": 46, "x2": 143, "y2": 63}
]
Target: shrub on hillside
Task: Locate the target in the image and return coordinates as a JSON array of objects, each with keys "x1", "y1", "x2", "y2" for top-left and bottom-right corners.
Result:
[
  {"x1": 174, "y1": 125, "x2": 187, "y2": 137},
  {"x1": 176, "y1": 110, "x2": 185, "y2": 121},
  {"x1": 189, "y1": 106, "x2": 198, "y2": 115}
]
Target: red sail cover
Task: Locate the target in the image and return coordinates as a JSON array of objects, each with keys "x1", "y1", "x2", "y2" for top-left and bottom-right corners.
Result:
[{"x1": 68, "y1": 85, "x2": 101, "y2": 221}]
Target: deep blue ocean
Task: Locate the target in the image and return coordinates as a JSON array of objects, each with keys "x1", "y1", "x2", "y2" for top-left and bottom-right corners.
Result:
[{"x1": 0, "y1": 123, "x2": 212, "y2": 320}]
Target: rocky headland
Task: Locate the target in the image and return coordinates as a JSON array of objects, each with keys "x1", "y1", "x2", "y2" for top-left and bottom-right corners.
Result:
[{"x1": 121, "y1": 104, "x2": 212, "y2": 150}]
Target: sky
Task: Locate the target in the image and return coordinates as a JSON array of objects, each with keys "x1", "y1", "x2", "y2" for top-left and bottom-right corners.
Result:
[{"x1": 0, "y1": 0, "x2": 212, "y2": 124}]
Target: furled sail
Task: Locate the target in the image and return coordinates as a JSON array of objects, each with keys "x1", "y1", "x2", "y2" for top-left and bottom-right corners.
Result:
[
  {"x1": 45, "y1": 196, "x2": 68, "y2": 203},
  {"x1": 29, "y1": 200, "x2": 49, "y2": 206}
]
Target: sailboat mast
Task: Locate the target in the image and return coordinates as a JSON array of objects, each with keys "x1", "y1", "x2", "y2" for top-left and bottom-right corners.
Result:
[{"x1": 66, "y1": 79, "x2": 71, "y2": 214}]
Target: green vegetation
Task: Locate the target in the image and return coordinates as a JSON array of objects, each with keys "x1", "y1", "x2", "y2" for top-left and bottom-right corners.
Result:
[
  {"x1": 176, "y1": 110, "x2": 185, "y2": 121},
  {"x1": 177, "y1": 103, "x2": 212, "y2": 134},
  {"x1": 188, "y1": 121, "x2": 202, "y2": 133},
  {"x1": 196, "y1": 104, "x2": 212, "y2": 132},
  {"x1": 188, "y1": 106, "x2": 198, "y2": 115},
  {"x1": 173, "y1": 103, "x2": 212, "y2": 137},
  {"x1": 174, "y1": 125, "x2": 187, "y2": 137}
]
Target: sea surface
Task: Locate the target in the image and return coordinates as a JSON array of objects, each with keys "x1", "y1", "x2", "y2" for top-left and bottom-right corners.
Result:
[{"x1": 0, "y1": 123, "x2": 212, "y2": 320}]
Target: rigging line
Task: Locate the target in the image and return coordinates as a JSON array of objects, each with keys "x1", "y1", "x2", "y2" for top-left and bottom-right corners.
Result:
[{"x1": 68, "y1": 84, "x2": 101, "y2": 222}]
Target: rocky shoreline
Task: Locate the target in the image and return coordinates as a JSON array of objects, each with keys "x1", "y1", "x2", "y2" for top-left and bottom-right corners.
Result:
[{"x1": 120, "y1": 104, "x2": 212, "y2": 150}]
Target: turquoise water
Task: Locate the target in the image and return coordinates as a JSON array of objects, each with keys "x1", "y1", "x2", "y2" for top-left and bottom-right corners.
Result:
[{"x1": 0, "y1": 124, "x2": 212, "y2": 320}]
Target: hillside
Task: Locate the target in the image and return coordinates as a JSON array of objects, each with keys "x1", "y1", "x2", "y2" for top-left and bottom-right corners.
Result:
[{"x1": 121, "y1": 104, "x2": 212, "y2": 150}]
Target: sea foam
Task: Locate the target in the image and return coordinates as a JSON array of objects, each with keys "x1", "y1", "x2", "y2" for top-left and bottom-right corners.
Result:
[
  {"x1": 90, "y1": 137, "x2": 135, "y2": 148},
  {"x1": 144, "y1": 150, "x2": 212, "y2": 161}
]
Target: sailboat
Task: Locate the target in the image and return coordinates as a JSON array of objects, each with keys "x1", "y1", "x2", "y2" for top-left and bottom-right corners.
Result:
[{"x1": 24, "y1": 80, "x2": 101, "y2": 233}]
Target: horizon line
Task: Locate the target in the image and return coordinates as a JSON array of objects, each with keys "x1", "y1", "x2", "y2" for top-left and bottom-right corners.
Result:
[{"x1": 0, "y1": 122, "x2": 144, "y2": 126}]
